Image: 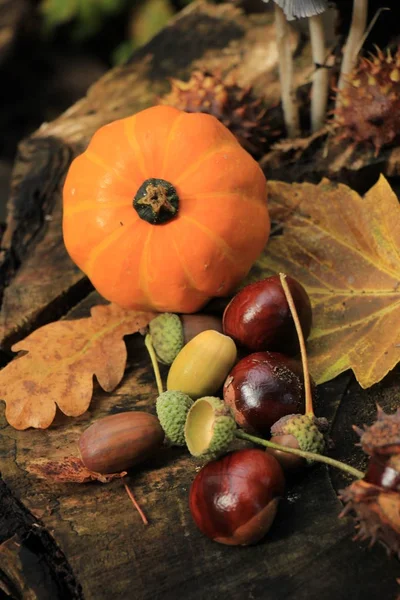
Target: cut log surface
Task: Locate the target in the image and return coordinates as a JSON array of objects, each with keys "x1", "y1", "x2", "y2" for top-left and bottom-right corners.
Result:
[
  {"x1": 0, "y1": 0, "x2": 290, "y2": 351},
  {"x1": 0, "y1": 2, "x2": 399, "y2": 599}
]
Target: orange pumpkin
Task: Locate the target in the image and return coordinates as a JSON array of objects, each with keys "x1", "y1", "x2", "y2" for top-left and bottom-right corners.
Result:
[{"x1": 62, "y1": 105, "x2": 269, "y2": 313}]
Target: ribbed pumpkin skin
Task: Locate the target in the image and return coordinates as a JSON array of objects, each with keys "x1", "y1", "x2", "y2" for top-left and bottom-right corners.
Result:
[{"x1": 62, "y1": 106, "x2": 269, "y2": 313}]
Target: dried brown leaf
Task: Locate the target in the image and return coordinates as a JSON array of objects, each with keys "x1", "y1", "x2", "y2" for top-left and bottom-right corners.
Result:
[
  {"x1": 252, "y1": 175, "x2": 400, "y2": 388},
  {"x1": 26, "y1": 456, "x2": 127, "y2": 483},
  {"x1": 0, "y1": 304, "x2": 155, "y2": 429}
]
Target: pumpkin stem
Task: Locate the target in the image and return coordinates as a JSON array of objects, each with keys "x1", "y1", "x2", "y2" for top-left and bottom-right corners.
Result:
[{"x1": 133, "y1": 178, "x2": 179, "y2": 225}]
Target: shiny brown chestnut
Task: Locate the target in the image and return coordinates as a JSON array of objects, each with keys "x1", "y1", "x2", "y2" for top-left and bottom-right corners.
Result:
[
  {"x1": 365, "y1": 454, "x2": 400, "y2": 491},
  {"x1": 222, "y1": 275, "x2": 312, "y2": 354},
  {"x1": 223, "y1": 351, "x2": 314, "y2": 437},
  {"x1": 189, "y1": 448, "x2": 285, "y2": 545}
]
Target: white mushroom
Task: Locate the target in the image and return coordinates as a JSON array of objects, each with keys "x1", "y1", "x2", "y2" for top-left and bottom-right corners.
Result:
[
  {"x1": 273, "y1": 3, "x2": 300, "y2": 137},
  {"x1": 266, "y1": 0, "x2": 329, "y2": 134},
  {"x1": 337, "y1": 0, "x2": 368, "y2": 96}
]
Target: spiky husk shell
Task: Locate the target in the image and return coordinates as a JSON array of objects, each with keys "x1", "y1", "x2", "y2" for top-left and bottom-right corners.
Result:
[
  {"x1": 353, "y1": 406, "x2": 400, "y2": 457},
  {"x1": 339, "y1": 480, "x2": 400, "y2": 558},
  {"x1": 334, "y1": 47, "x2": 400, "y2": 155},
  {"x1": 160, "y1": 70, "x2": 271, "y2": 157}
]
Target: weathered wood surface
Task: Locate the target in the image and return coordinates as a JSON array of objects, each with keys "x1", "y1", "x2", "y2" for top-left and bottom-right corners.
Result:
[
  {"x1": 0, "y1": 0, "x2": 313, "y2": 351},
  {"x1": 2, "y1": 291, "x2": 399, "y2": 600},
  {"x1": 260, "y1": 129, "x2": 400, "y2": 192},
  {"x1": 1, "y1": 2, "x2": 400, "y2": 598}
]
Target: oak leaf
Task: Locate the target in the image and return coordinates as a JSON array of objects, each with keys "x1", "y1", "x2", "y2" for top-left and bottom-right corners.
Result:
[
  {"x1": 0, "y1": 304, "x2": 155, "y2": 430},
  {"x1": 253, "y1": 175, "x2": 400, "y2": 388}
]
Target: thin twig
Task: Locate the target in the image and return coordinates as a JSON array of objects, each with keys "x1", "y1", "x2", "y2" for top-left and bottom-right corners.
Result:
[
  {"x1": 355, "y1": 7, "x2": 390, "y2": 58},
  {"x1": 274, "y1": 4, "x2": 300, "y2": 138},
  {"x1": 124, "y1": 482, "x2": 149, "y2": 525},
  {"x1": 309, "y1": 14, "x2": 329, "y2": 132},
  {"x1": 279, "y1": 273, "x2": 314, "y2": 416}
]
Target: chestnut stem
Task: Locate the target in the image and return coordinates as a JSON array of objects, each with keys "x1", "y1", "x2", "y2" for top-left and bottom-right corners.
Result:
[
  {"x1": 279, "y1": 273, "x2": 314, "y2": 416},
  {"x1": 145, "y1": 334, "x2": 164, "y2": 396},
  {"x1": 124, "y1": 482, "x2": 149, "y2": 525},
  {"x1": 235, "y1": 430, "x2": 365, "y2": 480}
]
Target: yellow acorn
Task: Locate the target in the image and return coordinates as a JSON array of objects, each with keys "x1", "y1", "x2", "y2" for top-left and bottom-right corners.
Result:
[{"x1": 167, "y1": 330, "x2": 237, "y2": 399}]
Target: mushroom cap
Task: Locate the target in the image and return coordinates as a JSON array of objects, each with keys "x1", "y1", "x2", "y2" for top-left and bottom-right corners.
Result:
[{"x1": 267, "y1": 0, "x2": 329, "y2": 19}]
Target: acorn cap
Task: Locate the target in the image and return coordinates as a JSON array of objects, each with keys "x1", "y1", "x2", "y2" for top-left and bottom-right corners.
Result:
[
  {"x1": 149, "y1": 313, "x2": 184, "y2": 365},
  {"x1": 185, "y1": 397, "x2": 236, "y2": 458},
  {"x1": 156, "y1": 390, "x2": 194, "y2": 446},
  {"x1": 271, "y1": 414, "x2": 326, "y2": 459}
]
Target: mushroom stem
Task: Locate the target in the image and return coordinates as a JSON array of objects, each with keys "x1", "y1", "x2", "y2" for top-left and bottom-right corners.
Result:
[
  {"x1": 274, "y1": 4, "x2": 300, "y2": 138},
  {"x1": 336, "y1": 0, "x2": 368, "y2": 98},
  {"x1": 309, "y1": 14, "x2": 329, "y2": 132}
]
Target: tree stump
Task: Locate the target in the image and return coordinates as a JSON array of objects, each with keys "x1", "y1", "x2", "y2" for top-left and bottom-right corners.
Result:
[{"x1": 0, "y1": 3, "x2": 399, "y2": 598}]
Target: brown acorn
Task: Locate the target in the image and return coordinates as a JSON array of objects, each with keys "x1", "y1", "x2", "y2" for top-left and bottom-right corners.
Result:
[
  {"x1": 78, "y1": 412, "x2": 164, "y2": 474},
  {"x1": 159, "y1": 70, "x2": 272, "y2": 157},
  {"x1": 334, "y1": 46, "x2": 400, "y2": 155}
]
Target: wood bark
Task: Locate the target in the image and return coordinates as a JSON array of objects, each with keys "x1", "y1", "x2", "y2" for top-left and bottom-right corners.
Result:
[{"x1": 0, "y1": 2, "x2": 399, "y2": 598}]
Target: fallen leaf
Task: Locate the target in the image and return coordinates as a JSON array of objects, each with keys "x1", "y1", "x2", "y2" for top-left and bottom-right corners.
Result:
[
  {"x1": 252, "y1": 174, "x2": 400, "y2": 388},
  {"x1": 0, "y1": 304, "x2": 155, "y2": 430},
  {"x1": 26, "y1": 456, "x2": 127, "y2": 483}
]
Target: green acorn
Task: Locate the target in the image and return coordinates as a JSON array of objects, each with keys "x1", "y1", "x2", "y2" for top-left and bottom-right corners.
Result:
[
  {"x1": 149, "y1": 313, "x2": 184, "y2": 365},
  {"x1": 185, "y1": 397, "x2": 237, "y2": 459},
  {"x1": 270, "y1": 414, "x2": 327, "y2": 462},
  {"x1": 156, "y1": 390, "x2": 194, "y2": 446},
  {"x1": 148, "y1": 313, "x2": 223, "y2": 365}
]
